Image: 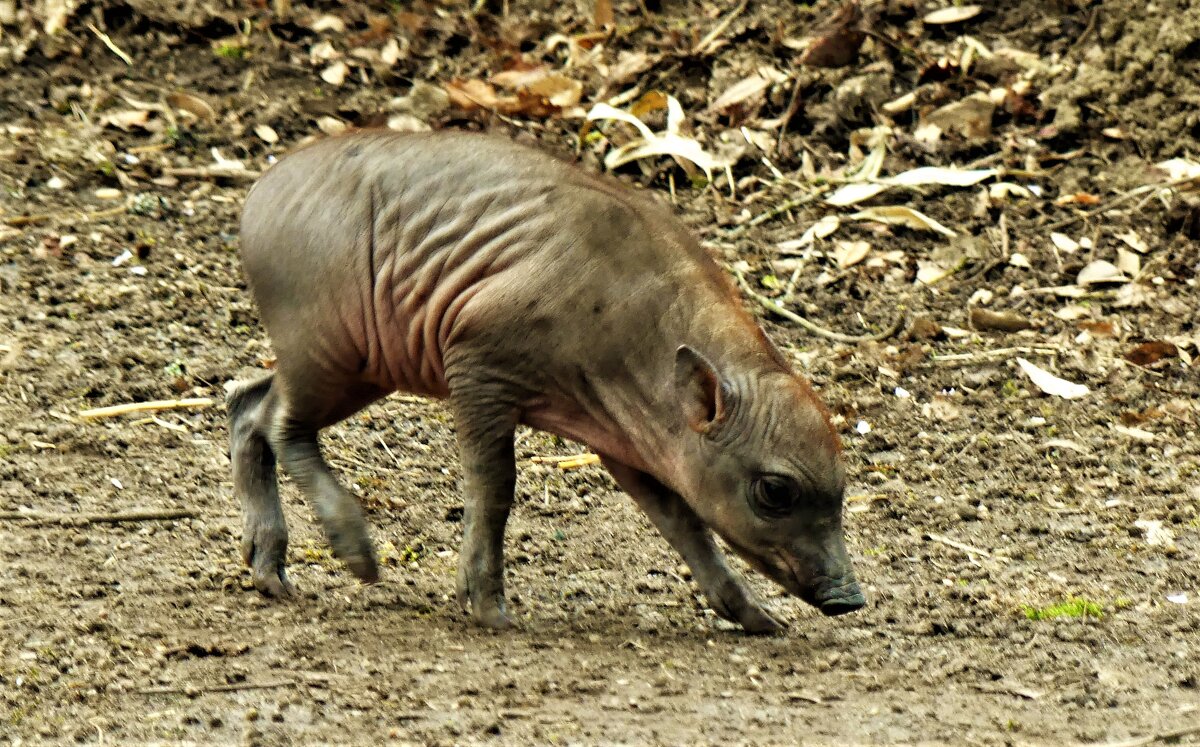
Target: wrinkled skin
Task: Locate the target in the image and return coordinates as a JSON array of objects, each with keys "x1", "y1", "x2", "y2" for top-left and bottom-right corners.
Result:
[{"x1": 228, "y1": 130, "x2": 865, "y2": 633}]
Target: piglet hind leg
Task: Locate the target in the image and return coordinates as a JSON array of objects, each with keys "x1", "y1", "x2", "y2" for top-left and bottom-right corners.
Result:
[
  {"x1": 602, "y1": 458, "x2": 785, "y2": 635},
  {"x1": 448, "y1": 381, "x2": 521, "y2": 630},
  {"x1": 265, "y1": 382, "x2": 383, "y2": 588},
  {"x1": 227, "y1": 373, "x2": 293, "y2": 597}
]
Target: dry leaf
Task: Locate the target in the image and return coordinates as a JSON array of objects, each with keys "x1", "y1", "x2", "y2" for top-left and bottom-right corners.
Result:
[
  {"x1": 989, "y1": 182, "x2": 1032, "y2": 200},
  {"x1": 1155, "y1": 157, "x2": 1200, "y2": 181},
  {"x1": 1121, "y1": 406, "x2": 1166, "y2": 426},
  {"x1": 1054, "y1": 192, "x2": 1102, "y2": 206},
  {"x1": 254, "y1": 124, "x2": 279, "y2": 144},
  {"x1": 321, "y1": 61, "x2": 349, "y2": 86},
  {"x1": 777, "y1": 216, "x2": 840, "y2": 252},
  {"x1": 1124, "y1": 341, "x2": 1178, "y2": 367},
  {"x1": 882, "y1": 92, "x2": 916, "y2": 114},
  {"x1": 826, "y1": 182, "x2": 888, "y2": 206},
  {"x1": 709, "y1": 75, "x2": 770, "y2": 113},
  {"x1": 449, "y1": 71, "x2": 582, "y2": 117},
  {"x1": 1078, "y1": 320, "x2": 1117, "y2": 338},
  {"x1": 491, "y1": 67, "x2": 551, "y2": 89},
  {"x1": 1117, "y1": 230, "x2": 1150, "y2": 254},
  {"x1": 1076, "y1": 260, "x2": 1127, "y2": 286},
  {"x1": 1113, "y1": 282, "x2": 1151, "y2": 308},
  {"x1": 923, "y1": 5, "x2": 982, "y2": 24},
  {"x1": 445, "y1": 79, "x2": 506, "y2": 110},
  {"x1": 522, "y1": 74, "x2": 582, "y2": 108},
  {"x1": 1116, "y1": 248, "x2": 1140, "y2": 277},
  {"x1": 316, "y1": 116, "x2": 347, "y2": 135},
  {"x1": 1050, "y1": 232, "x2": 1080, "y2": 253},
  {"x1": 850, "y1": 206, "x2": 957, "y2": 236},
  {"x1": 799, "y1": 1, "x2": 865, "y2": 68},
  {"x1": 310, "y1": 14, "x2": 346, "y2": 33},
  {"x1": 586, "y1": 97, "x2": 730, "y2": 180},
  {"x1": 909, "y1": 316, "x2": 944, "y2": 340},
  {"x1": 922, "y1": 92, "x2": 994, "y2": 141},
  {"x1": 381, "y1": 37, "x2": 401, "y2": 67},
  {"x1": 607, "y1": 51, "x2": 655, "y2": 85},
  {"x1": 1054, "y1": 305, "x2": 1090, "y2": 321},
  {"x1": 1043, "y1": 438, "x2": 1086, "y2": 453},
  {"x1": 916, "y1": 261, "x2": 954, "y2": 285},
  {"x1": 1117, "y1": 426, "x2": 1156, "y2": 443},
  {"x1": 884, "y1": 167, "x2": 997, "y2": 187},
  {"x1": 310, "y1": 40, "x2": 339, "y2": 63},
  {"x1": 970, "y1": 308, "x2": 1033, "y2": 332},
  {"x1": 100, "y1": 109, "x2": 151, "y2": 130},
  {"x1": 593, "y1": 0, "x2": 614, "y2": 28},
  {"x1": 387, "y1": 114, "x2": 430, "y2": 132},
  {"x1": 166, "y1": 92, "x2": 216, "y2": 122},
  {"x1": 1016, "y1": 358, "x2": 1089, "y2": 399},
  {"x1": 834, "y1": 240, "x2": 870, "y2": 268}
]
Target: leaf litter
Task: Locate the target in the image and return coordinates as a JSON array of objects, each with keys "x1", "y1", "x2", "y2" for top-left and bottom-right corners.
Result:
[{"x1": 3, "y1": 0, "x2": 1199, "y2": 742}]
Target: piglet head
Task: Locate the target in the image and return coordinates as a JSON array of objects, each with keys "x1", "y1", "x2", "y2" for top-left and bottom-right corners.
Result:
[{"x1": 672, "y1": 345, "x2": 866, "y2": 617}]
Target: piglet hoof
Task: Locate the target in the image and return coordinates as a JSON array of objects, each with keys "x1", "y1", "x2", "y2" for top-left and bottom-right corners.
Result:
[
  {"x1": 456, "y1": 576, "x2": 514, "y2": 629},
  {"x1": 243, "y1": 524, "x2": 296, "y2": 598},
  {"x1": 340, "y1": 551, "x2": 380, "y2": 585},
  {"x1": 471, "y1": 601, "x2": 515, "y2": 631},
  {"x1": 252, "y1": 564, "x2": 297, "y2": 599},
  {"x1": 708, "y1": 585, "x2": 786, "y2": 635},
  {"x1": 322, "y1": 518, "x2": 381, "y2": 585},
  {"x1": 735, "y1": 604, "x2": 786, "y2": 635}
]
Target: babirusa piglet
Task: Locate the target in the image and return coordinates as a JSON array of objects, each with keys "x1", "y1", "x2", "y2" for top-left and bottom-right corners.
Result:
[{"x1": 227, "y1": 130, "x2": 866, "y2": 633}]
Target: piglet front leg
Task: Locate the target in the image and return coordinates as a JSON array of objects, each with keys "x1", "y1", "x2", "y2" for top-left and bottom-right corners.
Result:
[
  {"x1": 449, "y1": 379, "x2": 521, "y2": 630},
  {"x1": 603, "y1": 458, "x2": 784, "y2": 635}
]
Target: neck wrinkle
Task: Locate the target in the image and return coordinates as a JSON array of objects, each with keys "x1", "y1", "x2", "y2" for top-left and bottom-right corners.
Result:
[{"x1": 588, "y1": 281, "x2": 774, "y2": 493}]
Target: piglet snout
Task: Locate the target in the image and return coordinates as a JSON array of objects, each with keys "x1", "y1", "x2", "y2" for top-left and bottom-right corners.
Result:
[{"x1": 809, "y1": 574, "x2": 866, "y2": 616}]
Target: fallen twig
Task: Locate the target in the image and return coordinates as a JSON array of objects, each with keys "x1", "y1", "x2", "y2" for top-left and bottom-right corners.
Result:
[
  {"x1": 86, "y1": 22, "x2": 133, "y2": 65},
  {"x1": 724, "y1": 188, "x2": 830, "y2": 237},
  {"x1": 1088, "y1": 723, "x2": 1200, "y2": 747},
  {"x1": 0, "y1": 508, "x2": 196, "y2": 526},
  {"x1": 138, "y1": 679, "x2": 297, "y2": 696},
  {"x1": 692, "y1": 0, "x2": 748, "y2": 56},
  {"x1": 928, "y1": 346, "x2": 1062, "y2": 365},
  {"x1": 735, "y1": 270, "x2": 904, "y2": 343},
  {"x1": 163, "y1": 167, "x2": 261, "y2": 181},
  {"x1": 776, "y1": 77, "x2": 805, "y2": 157},
  {"x1": 1040, "y1": 175, "x2": 1200, "y2": 232},
  {"x1": 973, "y1": 682, "x2": 1041, "y2": 700},
  {"x1": 926, "y1": 532, "x2": 1007, "y2": 562},
  {"x1": 79, "y1": 397, "x2": 214, "y2": 419},
  {"x1": 529, "y1": 453, "x2": 601, "y2": 469},
  {"x1": 1, "y1": 204, "x2": 128, "y2": 228}
]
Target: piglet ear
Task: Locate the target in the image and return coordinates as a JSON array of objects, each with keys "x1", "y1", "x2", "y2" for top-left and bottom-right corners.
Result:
[{"x1": 674, "y1": 345, "x2": 729, "y2": 434}]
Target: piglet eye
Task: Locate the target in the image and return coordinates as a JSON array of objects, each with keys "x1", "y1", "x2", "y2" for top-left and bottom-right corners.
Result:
[{"x1": 751, "y1": 474, "x2": 801, "y2": 518}]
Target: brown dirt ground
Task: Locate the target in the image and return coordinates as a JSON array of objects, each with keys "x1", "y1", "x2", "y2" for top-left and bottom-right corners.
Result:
[{"x1": 1, "y1": 0, "x2": 1198, "y2": 744}]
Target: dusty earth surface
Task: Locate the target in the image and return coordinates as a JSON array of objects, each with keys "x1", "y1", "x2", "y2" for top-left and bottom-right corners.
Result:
[{"x1": 1, "y1": 0, "x2": 1199, "y2": 744}]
